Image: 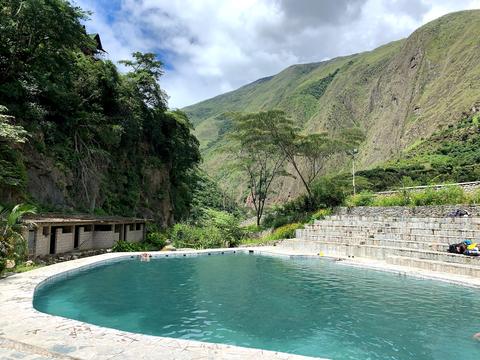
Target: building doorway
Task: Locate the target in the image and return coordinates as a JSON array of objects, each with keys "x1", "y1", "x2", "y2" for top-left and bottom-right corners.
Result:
[
  {"x1": 74, "y1": 226, "x2": 80, "y2": 249},
  {"x1": 49, "y1": 227, "x2": 58, "y2": 255}
]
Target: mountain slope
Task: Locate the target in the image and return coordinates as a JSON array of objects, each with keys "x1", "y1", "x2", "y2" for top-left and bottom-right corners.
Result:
[{"x1": 184, "y1": 10, "x2": 480, "y2": 202}]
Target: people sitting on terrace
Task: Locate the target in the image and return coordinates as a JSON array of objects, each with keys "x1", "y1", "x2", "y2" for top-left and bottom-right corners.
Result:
[{"x1": 448, "y1": 240, "x2": 479, "y2": 256}]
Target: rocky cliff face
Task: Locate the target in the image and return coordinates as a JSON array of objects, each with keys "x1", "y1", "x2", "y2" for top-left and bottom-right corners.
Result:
[
  {"x1": 184, "y1": 10, "x2": 480, "y2": 202},
  {"x1": 15, "y1": 142, "x2": 175, "y2": 225}
]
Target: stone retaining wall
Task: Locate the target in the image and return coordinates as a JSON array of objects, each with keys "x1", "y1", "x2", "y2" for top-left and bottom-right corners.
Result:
[{"x1": 336, "y1": 205, "x2": 480, "y2": 218}]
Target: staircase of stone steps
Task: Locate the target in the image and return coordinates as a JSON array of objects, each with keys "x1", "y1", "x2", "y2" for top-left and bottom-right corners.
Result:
[{"x1": 276, "y1": 214, "x2": 480, "y2": 278}]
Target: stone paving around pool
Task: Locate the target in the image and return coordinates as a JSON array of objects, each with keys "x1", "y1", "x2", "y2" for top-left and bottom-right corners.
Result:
[
  {"x1": 1, "y1": 247, "x2": 479, "y2": 360},
  {"x1": 0, "y1": 249, "x2": 324, "y2": 360}
]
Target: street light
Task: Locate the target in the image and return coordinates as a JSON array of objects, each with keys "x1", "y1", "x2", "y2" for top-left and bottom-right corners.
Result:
[{"x1": 349, "y1": 148, "x2": 358, "y2": 195}]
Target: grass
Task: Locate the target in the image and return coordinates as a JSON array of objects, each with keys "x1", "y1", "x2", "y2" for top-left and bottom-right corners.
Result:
[
  {"x1": 12, "y1": 262, "x2": 45, "y2": 273},
  {"x1": 346, "y1": 186, "x2": 480, "y2": 208}
]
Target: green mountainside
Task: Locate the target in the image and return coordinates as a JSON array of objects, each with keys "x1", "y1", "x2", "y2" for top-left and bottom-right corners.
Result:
[{"x1": 184, "y1": 10, "x2": 480, "y2": 202}]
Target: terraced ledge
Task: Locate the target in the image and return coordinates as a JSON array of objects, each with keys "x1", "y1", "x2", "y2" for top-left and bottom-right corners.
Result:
[
  {"x1": 272, "y1": 242, "x2": 480, "y2": 288},
  {"x1": 0, "y1": 249, "x2": 322, "y2": 360}
]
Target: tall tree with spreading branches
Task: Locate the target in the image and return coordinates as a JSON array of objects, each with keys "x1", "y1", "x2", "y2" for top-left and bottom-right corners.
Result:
[
  {"x1": 226, "y1": 112, "x2": 287, "y2": 226},
  {"x1": 252, "y1": 110, "x2": 365, "y2": 201}
]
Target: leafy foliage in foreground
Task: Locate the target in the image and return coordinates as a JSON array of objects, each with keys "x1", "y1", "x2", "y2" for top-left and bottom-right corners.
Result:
[{"x1": 0, "y1": 203, "x2": 36, "y2": 274}]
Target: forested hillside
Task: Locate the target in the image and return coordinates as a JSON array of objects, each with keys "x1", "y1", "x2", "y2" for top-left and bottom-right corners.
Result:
[
  {"x1": 0, "y1": 0, "x2": 200, "y2": 225},
  {"x1": 184, "y1": 10, "x2": 480, "y2": 202}
]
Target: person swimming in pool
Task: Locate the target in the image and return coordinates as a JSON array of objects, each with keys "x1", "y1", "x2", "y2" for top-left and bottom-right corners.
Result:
[{"x1": 474, "y1": 333, "x2": 480, "y2": 341}]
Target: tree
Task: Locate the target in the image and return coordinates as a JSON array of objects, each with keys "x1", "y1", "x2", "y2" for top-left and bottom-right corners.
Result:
[
  {"x1": 0, "y1": 0, "x2": 94, "y2": 115},
  {"x1": 0, "y1": 203, "x2": 36, "y2": 273},
  {"x1": 227, "y1": 112, "x2": 286, "y2": 226},
  {"x1": 119, "y1": 52, "x2": 167, "y2": 109},
  {"x1": 0, "y1": 106, "x2": 28, "y2": 144},
  {"x1": 252, "y1": 110, "x2": 365, "y2": 201}
]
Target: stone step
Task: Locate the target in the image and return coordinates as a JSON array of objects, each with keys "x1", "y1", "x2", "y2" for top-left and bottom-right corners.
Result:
[
  {"x1": 315, "y1": 218, "x2": 480, "y2": 228},
  {"x1": 328, "y1": 215, "x2": 480, "y2": 224},
  {"x1": 299, "y1": 234, "x2": 448, "y2": 251},
  {"x1": 386, "y1": 255, "x2": 480, "y2": 278},
  {"x1": 302, "y1": 225, "x2": 480, "y2": 235},
  {"x1": 307, "y1": 223, "x2": 480, "y2": 235},
  {"x1": 297, "y1": 229, "x2": 480, "y2": 244},
  {"x1": 298, "y1": 228, "x2": 480, "y2": 243},
  {"x1": 278, "y1": 239, "x2": 480, "y2": 266}
]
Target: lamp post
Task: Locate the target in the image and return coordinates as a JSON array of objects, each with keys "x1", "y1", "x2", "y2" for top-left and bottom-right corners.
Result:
[{"x1": 350, "y1": 148, "x2": 358, "y2": 195}]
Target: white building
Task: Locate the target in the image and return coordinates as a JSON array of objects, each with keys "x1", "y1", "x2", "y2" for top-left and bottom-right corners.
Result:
[{"x1": 22, "y1": 215, "x2": 146, "y2": 257}]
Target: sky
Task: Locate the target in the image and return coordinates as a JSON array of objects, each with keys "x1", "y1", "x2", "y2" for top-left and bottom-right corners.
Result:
[{"x1": 75, "y1": 0, "x2": 480, "y2": 108}]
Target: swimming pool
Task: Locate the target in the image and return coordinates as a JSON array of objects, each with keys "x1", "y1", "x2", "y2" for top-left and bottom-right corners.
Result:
[{"x1": 34, "y1": 252, "x2": 480, "y2": 359}]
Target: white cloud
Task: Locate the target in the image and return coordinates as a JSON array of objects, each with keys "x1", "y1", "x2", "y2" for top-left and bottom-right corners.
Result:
[{"x1": 75, "y1": 0, "x2": 480, "y2": 108}]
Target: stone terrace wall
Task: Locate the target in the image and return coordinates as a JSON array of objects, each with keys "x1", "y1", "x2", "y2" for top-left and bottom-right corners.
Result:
[{"x1": 336, "y1": 205, "x2": 480, "y2": 218}]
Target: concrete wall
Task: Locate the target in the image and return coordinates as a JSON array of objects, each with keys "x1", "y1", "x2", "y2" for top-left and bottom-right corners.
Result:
[
  {"x1": 35, "y1": 226, "x2": 50, "y2": 256},
  {"x1": 125, "y1": 223, "x2": 144, "y2": 243},
  {"x1": 54, "y1": 227, "x2": 75, "y2": 254},
  {"x1": 78, "y1": 226, "x2": 93, "y2": 250},
  {"x1": 92, "y1": 226, "x2": 120, "y2": 249}
]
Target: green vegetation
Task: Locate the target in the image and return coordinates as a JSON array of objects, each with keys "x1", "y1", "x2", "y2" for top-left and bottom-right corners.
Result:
[
  {"x1": 301, "y1": 69, "x2": 339, "y2": 99},
  {"x1": 263, "y1": 223, "x2": 303, "y2": 241},
  {"x1": 263, "y1": 177, "x2": 346, "y2": 229},
  {"x1": 226, "y1": 112, "x2": 287, "y2": 225},
  {"x1": 184, "y1": 10, "x2": 480, "y2": 204},
  {"x1": 12, "y1": 262, "x2": 44, "y2": 273},
  {"x1": 170, "y1": 208, "x2": 244, "y2": 249},
  {"x1": 0, "y1": 1, "x2": 200, "y2": 223},
  {"x1": 0, "y1": 203, "x2": 36, "y2": 274},
  {"x1": 351, "y1": 114, "x2": 480, "y2": 192},
  {"x1": 112, "y1": 225, "x2": 168, "y2": 252},
  {"x1": 345, "y1": 186, "x2": 476, "y2": 207}
]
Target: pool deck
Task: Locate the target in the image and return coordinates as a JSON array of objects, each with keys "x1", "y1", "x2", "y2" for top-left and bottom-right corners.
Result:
[{"x1": 1, "y1": 247, "x2": 479, "y2": 360}]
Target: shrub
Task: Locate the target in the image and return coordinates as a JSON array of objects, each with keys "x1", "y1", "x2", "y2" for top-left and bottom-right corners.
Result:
[
  {"x1": 0, "y1": 203, "x2": 36, "y2": 274},
  {"x1": 265, "y1": 223, "x2": 303, "y2": 241},
  {"x1": 111, "y1": 240, "x2": 145, "y2": 252},
  {"x1": 345, "y1": 185, "x2": 468, "y2": 207},
  {"x1": 170, "y1": 223, "x2": 226, "y2": 249},
  {"x1": 310, "y1": 177, "x2": 347, "y2": 209},
  {"x1": 146, "y1": 230, "x2": 167, "y2": 249},
  {"x1": 468, "y1": 189, "x2": 480, "y2": 205},
  {"x1": 345, "y1": 191, "x2": 374, "y2": 207},
  {"x1": 263, "y1": 177, "x2": 347, "y2": 229},
  {"x1": 372, "y1": 192, "x2": 410, "y2": 206},
  {"x1": 202, "y1": 208, "x2": 244, "y2": 247},
  {"x1": 410, "y1": 186, "x2": 466, "y2": 206},
  {"x1": 309, "y1": 208, "x2": 332, "y2": 222}
]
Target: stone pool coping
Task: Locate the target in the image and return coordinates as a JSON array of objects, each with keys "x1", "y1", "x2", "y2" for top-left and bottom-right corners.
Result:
[
  {"x1": 1, "y1": 246, "x2": 479, "y2": 360},
  {"x1": 0, "y1": 248, "x2": 325, "y2": 360}
]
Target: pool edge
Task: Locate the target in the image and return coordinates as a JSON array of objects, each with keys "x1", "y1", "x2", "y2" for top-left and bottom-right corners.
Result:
[
  {"x1": 0, "y1": 248, "x2": 325, "y2": 360},
  {"x1": 2, "y1": 246, "x2": 479, "y2": 359}
]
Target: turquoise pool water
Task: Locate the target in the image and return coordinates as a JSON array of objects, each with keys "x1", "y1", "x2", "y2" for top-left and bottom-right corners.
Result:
[{"x1": 34, "y1": 253, "x2": 480, "y2": 359}]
